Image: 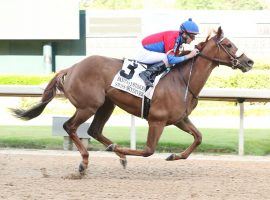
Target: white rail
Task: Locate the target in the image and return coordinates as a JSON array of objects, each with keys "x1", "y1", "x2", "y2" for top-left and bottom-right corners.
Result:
[{"x1": 1, "y1": 85, "x2": 270, "y2": 155}]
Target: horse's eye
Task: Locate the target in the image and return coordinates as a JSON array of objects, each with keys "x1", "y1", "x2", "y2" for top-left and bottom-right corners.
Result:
[{"x1": 226, "y1": 44, "x2": 232, "y2": 48}]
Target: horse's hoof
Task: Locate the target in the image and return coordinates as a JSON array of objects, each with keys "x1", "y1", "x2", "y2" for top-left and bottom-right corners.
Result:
[
  {"x1": 119, "y1": 158, "x2": 127, "y2": 169},
  {"x1": 78, "y1": 162, "x2": 87, "y2": 175},
  {"x1": 106, "y1": 144, "x2": 116, "y2": 152},
  {"x1": 166, "y1": 154, "x2": 176, "y2": 161}
]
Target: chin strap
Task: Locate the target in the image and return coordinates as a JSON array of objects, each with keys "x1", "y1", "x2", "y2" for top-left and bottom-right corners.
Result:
[{"x1": 173, "y1": 35, "x2": 184, "y2": 55}]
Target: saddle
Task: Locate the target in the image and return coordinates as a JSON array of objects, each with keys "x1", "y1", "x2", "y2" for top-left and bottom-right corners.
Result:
[{"x1": 111, "y1": 59, "x2": 169, "y2": 119}]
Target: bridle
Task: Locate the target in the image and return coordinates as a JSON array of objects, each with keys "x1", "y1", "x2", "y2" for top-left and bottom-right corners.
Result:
[
  {"x1": 197, "y1": 37, "x2": 242, "y2": 69},
  {"x1": 181, "y1": 35, "x2": 244, "y2": 104}
]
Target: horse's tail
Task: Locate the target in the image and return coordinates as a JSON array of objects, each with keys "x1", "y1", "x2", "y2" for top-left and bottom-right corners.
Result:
[{"x1": 11, "y1": 69, "x2": 69, "y2": 120}]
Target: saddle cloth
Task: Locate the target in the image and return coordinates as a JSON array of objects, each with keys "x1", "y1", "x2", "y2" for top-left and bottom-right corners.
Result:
[{"x1": 111, "y1": 59, "x2": 164, "y2": 100}]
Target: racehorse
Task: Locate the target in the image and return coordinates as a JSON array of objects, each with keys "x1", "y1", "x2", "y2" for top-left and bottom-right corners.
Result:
[{"x1": 12, "y1": 27, "x2": 254, "y2": 174}]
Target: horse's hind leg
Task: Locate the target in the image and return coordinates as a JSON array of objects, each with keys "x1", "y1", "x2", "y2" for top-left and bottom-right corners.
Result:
[
  {"x1": 87, "y1": 98, "x2": 127, "y2": 168},
  {"x1": 106, "y1": 121, "x2": 165, "y2": 157},
  {"x1": 63, "y1": 108, "x2": 95, "y2": 174},
  {"x1": 166, "y1": 117, "x2": 202, "y2": 161}
]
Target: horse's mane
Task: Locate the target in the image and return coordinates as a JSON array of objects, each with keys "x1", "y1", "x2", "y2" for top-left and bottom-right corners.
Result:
[{"x1": 196, "y1": 34, "x2": 211, "y2": 51}]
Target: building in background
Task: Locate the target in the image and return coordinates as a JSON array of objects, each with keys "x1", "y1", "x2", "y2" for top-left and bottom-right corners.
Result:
[
  {"x1": 86, "y1": 10, "x2": 270, "y2": 63},
  {"x1": 0, "y1": 0, "x2": 85, "y2": 74},
  {"x1": 0, "y1": 1, "x2": 269, "y2": 74}
]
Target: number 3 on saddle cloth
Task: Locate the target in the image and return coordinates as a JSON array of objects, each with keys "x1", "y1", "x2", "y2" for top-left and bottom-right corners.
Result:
[{"x1": 111, "y1": 58, "x2": 168, "y2": 119}]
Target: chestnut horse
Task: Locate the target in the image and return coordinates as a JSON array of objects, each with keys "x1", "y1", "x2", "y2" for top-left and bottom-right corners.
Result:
[{"x1": 12, "y1": 27, "x2": 253, "y2": 174}]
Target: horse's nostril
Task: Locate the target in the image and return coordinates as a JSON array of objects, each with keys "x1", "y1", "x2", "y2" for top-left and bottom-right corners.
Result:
[{"x1": 248, "y1": 60, "x2": 254, "y2": 66}]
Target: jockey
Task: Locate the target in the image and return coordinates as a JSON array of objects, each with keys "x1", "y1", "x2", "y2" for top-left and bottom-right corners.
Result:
[{"x1": 135, "y1": 18, "x2": 200, "y2": 87}]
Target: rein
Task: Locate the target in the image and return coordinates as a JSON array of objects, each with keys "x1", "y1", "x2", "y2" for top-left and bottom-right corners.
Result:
[
  {"x1": 197, "y1": 37, "x2": 241, "y2": 69},
  {"x1": 184, "y1": 57, "x2": 197, "y2": 101},
  {"x1": 198, "y1": 51, "x2": 239, "y2": 68},
  {"x1": 178, "y1": 58, "x2": 198, "y2": 101}
]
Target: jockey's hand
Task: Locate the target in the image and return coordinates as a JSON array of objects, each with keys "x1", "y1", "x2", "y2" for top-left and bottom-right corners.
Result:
[{"x1": 186, "y1": 48, "x2": 200, "y2": 59}]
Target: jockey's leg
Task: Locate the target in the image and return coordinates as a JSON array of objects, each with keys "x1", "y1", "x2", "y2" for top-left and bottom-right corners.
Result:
[
  {"x1": 139, "y1": 61, "x2": 167, "y2": 87},
  {"x1": 106, "y1": 121, "x2": 165, "y2": 157},
  {"x1": 133, "y1": 46, "x2": 169, "y2": 87}
]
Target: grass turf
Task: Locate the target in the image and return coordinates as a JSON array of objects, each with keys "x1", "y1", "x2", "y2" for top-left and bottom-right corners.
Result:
[{"x1": 0, "y1": 126, "x2": 269, "y2": 155}]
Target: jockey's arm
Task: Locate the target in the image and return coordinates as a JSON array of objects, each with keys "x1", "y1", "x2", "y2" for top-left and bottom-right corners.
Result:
[
  {"x1": 167, "y1": 53, "x2": 187, "y2": 65},
  {"x1": 167, "y1": 49, "x2": 199, "y2": 65}
]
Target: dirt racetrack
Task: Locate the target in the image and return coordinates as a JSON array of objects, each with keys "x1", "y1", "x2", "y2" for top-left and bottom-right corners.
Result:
[{"x1": 0, "y1": 149, "x2": 270, "y2": 200}]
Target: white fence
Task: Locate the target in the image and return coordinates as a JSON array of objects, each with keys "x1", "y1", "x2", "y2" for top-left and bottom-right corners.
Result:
[{"x1": 0, "y1": 85, "x2": 270, "y2": 155}]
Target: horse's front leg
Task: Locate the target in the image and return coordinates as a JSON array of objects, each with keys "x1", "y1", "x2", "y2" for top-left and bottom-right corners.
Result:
[
  {"x1": 166, "y1": 117, "x2": 202, "y2": 161},
  {"x1": 106, "y1": 121, "x2": 165, "y2": 157}
]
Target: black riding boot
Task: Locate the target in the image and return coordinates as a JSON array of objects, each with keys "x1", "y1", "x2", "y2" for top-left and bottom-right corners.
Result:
[{"x1": 139, "y1": 61, "x2": 167, "y2": 87}]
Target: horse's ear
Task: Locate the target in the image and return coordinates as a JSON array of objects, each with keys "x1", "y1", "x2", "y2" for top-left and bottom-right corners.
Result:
[{"x1": 217, "y1": 26, "x2": 224, "y2": 39}]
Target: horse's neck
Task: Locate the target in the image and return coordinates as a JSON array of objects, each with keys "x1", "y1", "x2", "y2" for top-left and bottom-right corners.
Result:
[{"x1": 182, "y1": 57, "x2": 215, "y2": 96}]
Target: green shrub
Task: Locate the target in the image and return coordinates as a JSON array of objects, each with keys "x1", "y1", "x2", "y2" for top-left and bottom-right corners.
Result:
[
  {"x1": 175, "y1": 0, "x2": 267, "y2": 10},
  {"x1": 80, "y1": 0, "x2": 268, "y2": 10},
  {"x1": 0, "y1": 69, "x2": 269, "y2": 89},
  {"x1": 0, "y1": 74, "x2": 53, "y2": 85},
  {"x1": 253, "y1": 61, "x2": 270, "y2": 70},
  {"x1": 206, "y1": 71, "x2": 270, "y2": 89}
]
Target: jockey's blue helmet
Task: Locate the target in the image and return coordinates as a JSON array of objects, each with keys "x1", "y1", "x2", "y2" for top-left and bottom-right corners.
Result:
[{"x1": 180, "y1": 18, "x2": 199, "y2": 35}]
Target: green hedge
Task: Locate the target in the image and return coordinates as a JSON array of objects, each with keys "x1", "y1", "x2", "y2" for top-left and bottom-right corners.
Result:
[
  {"x1": 0, "y1": 74, "x2": 53, "y2": 85},
  {"x1": 0, "y1": 70, "x2": 269, "y2": 89},
  {"x1": 81, "y1": 0, "x2": 268, "y2": 10},
  {"x1": 206, "y1": 71, "x2": 270, "y2": 89},
  {"x1": 254, "y1": 62, "x2": 270, "y2": 70}
]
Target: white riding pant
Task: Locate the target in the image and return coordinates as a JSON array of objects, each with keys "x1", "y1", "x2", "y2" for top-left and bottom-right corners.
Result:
[{"x1": 133, "y1": 45, "x2": 169, "y2": 66}]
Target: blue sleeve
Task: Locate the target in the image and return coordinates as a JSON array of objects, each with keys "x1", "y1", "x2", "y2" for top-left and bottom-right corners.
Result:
[{"x1": 167, "y1": 54, "x2": 187, "y2": 65}]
